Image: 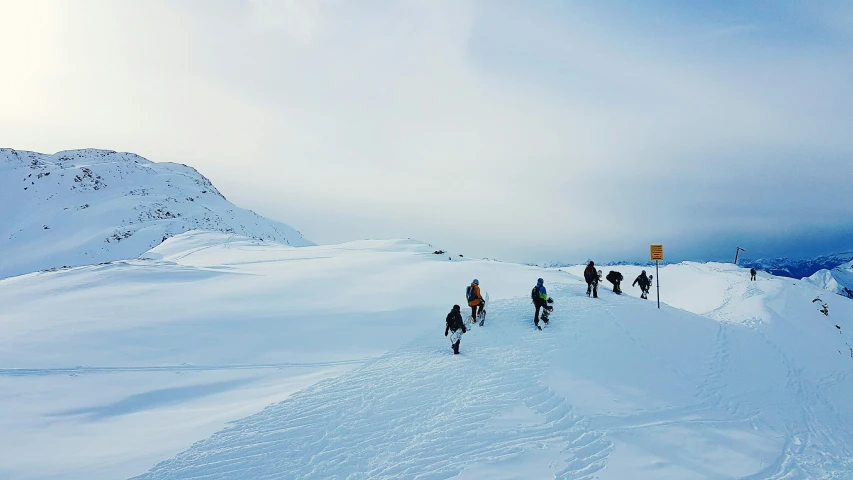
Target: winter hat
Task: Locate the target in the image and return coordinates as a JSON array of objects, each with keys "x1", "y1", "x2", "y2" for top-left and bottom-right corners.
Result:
[
  {"x1": 472, "y1": 279, "x2": 479, "y2": 285},
  {"x1": 453, "y1": 304, "x2": 460, "y2": 311}
]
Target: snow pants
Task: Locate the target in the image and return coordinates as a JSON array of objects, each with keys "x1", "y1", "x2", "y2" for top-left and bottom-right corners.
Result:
[
  {"x1": 586, "y1": 281, "x2": 598, "y2": 298},
  {"x1": 533, "y1": 299, "x2": 551, "y2": 326},
  {"x1": 608, "y1": 279, "x2": 621, "y2": 293},
  {"x1": 469, "y1": 301, "x2": 483, "y2": 321}
]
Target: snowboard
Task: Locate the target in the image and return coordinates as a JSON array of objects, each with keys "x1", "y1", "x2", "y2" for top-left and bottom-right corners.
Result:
[{"x1": 538, "y1": 297, "x2": 554, "y2": 330}]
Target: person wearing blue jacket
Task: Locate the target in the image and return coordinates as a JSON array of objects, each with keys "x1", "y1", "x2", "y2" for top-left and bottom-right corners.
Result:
[{"x1": 531, "y1": 278, "x2": 553, "y2": 330}]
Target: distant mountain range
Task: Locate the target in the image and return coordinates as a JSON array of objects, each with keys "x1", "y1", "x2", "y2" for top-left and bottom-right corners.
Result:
[{"x1": 738, "y1": 252, "x2": 853, "y2": 279}]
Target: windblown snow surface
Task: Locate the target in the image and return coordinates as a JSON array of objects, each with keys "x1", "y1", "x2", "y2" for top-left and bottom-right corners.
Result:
[
  {"x1": 1, "y1": 233, "x2": 853, "y2": 479},
  {"x1": 0, "y1": 148, "x2": 312, "y2": 279}
]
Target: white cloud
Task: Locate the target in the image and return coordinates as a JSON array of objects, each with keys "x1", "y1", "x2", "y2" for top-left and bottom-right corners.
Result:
[
  {"x1": 248, "y1": 0, "x2": 322, "y2": 43},
  {"x1": 1, "y1": 0, "x2": 851, "y2": 263}
]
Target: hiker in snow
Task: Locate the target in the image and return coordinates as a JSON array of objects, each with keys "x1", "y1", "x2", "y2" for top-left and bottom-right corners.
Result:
[
  {"x1": 632, "y1": 270, "x2": 651, "y2": 299},
  {"x1": 583, "y1": 261, "x2": 599, "y2": 298},
  {"x1": 750, "y1": 268, "x2": 757, "y2": 281},
  {"x1": 466, "y1": 279, "x2": 484, "y2": 323},
  {"x1": 531, "y1": 278, "x2": 553, "y2": 330},
  {"x1": 606, "y1": 270, "x2": 624, "y2": 294},
  {"x1": 445, "y1": 304, "x2": 467, "y2": 354}
]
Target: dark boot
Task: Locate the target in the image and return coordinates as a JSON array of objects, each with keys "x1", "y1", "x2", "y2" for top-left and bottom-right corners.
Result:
[{"x1": 453, "y1": 339, "x2": 460, "y2": 354}]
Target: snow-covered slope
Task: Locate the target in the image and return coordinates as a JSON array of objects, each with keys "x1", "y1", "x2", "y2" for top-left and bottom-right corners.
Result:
[
  {"x1": 2, "y1": 233, "x2": 853, "y2": 479},
  {"x1": 0, "y1": 148, "x2": 312, "y2": 279},
  {"x1": 805, "y1": 260, "x2": 853, "y2": 299}
]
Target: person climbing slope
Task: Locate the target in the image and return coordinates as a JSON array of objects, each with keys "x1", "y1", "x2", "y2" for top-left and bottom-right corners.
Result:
[
  {"x1": 750, "y1": 268, "x2": 757, "y2": 281},
  {"x1": 466, "y1": 279, "x2": 484, "y2": 324},
  {"x1": 531, "y1": 278, "x2": 553, "y2": 330},
  {"x1": 632, "y1": 270, "x2": 651, "y2": 299},
  {"x1": 445, "y1": 305, "x2": 467, "y2": 355},
  {"x1": 606, "y1": 270, "x2": 624, "y2": 294},
  {"x1": 583, "y1": 261, "x2": 599, "y2": 298}
]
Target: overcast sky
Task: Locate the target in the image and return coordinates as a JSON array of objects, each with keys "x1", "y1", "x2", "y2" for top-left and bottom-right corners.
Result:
[{"x1": 2, "y1": 0, "x2": 852, "y2": 264}]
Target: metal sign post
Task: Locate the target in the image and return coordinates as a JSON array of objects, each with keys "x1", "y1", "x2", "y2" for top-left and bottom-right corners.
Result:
[
  {"x1": 734, "y1": 247, "x2": 745, "y2": 265},
  {"x1": 656, "y1": 261, "x2": 660, "y2": 309},
  {"x1": 650, "y1": 245, "x2": 664, "y2": 309}
]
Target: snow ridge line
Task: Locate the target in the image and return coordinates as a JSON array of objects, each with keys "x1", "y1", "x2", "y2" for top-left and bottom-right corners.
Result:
[{"x1": 0, "y1": 358, "x2": 375, "y2": 377}]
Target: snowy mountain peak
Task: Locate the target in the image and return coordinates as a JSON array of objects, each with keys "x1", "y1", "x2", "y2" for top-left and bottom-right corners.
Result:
[
  {"x1": 805, "y1": 259, "x2": 853, "y2": 299},
  {"x1": 0, "y1": 148, "x2": 313, "y2": 279},
  {"x1": 2, "y1": 148, "x2": 151, "y2": 169}
]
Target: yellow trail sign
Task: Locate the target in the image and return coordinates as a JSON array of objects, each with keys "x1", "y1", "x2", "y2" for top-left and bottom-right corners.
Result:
[{"x1": 650, "y1": 244, "x2": 664, "y2": 261}]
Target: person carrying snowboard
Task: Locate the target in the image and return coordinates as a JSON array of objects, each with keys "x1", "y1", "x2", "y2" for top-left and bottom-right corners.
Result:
[
  {"x1": 632, "y1": 270, "x2": 651, "y2": 299},
  {"x1": 583, "y1": 261, "x2": 599, "y2": 298},
  {"x1": 531, "y1": 278, "x2": 553, "y2": 330},
  {"x1": 445, "y1": 304, "x2": 468, "y2": 354},
  {"x1": 466, "y1": 279, "x2": 484, "y2": 323},
  {"x1": 606, "y1": 270, "x2": 624, "y2": 294},
  {"x1": 750, "y1": 268, "x2": 757, "y2": 281}
]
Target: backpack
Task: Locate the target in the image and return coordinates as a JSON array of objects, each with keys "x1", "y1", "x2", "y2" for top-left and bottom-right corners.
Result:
[
  {"x1": 466, "y1": 285, "x2": 476, "y2": 302},
  {"x1": 531, "y1": 286, "x2": 539, "y2": 301}
]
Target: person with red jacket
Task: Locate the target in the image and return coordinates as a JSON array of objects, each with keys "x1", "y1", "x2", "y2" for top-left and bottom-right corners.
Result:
[{"x1": 583, "y1": 261, "x2": 599, "y2": 298}]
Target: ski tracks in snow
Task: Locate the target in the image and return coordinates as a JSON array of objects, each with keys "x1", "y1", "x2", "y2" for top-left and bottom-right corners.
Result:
[
  {"x1": 699, "y1": 275, "x2": 853, "y2": 479},
  {"x1": 742, "y1": 321, "x2": 853, "y2": 480},
  {"x1": 135, "y1": 296, "x2": 613, "y2": 480}
]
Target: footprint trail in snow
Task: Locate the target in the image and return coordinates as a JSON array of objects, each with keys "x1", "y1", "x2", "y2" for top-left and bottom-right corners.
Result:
[{"x1": 136, "y1": 295, "x2": 612, "y2": 479}]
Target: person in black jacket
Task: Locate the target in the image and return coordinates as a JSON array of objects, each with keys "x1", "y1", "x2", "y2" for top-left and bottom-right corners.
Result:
[
  {"x1": 632, "y1": 270, "x2": 651, "y2": 299},
  {"x1": 750, "y1": 268, "x2": 757, "y2": 281},
  {"x1": 445, "y1": 305, "x2": 468, "y2": 354},
  {"x1": 606, "y1": 270, "x2": 624, "y2": 294},
  {"x1": 583, "y1": 261, "x2": 599, "y2": 298}
]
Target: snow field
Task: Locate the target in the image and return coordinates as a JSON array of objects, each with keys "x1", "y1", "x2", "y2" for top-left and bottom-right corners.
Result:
[
  {"x1": 1, "y1": 233, "x2": 852, "y2": 478},
  {"x1": 0, "y1": 233, "x2": 555, "y2": 479}
]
